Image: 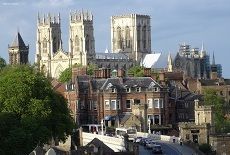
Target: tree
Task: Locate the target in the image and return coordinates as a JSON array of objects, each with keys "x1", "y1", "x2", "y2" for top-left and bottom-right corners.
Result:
[
  {"x1": 87, "y1": 63, "x2": 98, "y2": 76},
  {"x1": 204, "y1": 89, "x2": 230, "y2": 133},
  {"x1": 128, "y1": 65, "x2": 144, "y2": 77},
  {"x1": 0, "y1": 57, "x2": 6, "y2": 70},
  {"x1": 58, "y1": 67, "x2": 72, "y2": 83},
  {"x1": 199, "y1": 143, "x2": 213, "y2": 154},
  {"x1": 0, "y1": 65, "x2": 74, "y2": 155}
]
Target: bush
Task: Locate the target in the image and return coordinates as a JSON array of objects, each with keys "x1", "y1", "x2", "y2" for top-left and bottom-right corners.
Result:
[{"x1": 199, "y1": 143, "x2": 212, "y2": 154}]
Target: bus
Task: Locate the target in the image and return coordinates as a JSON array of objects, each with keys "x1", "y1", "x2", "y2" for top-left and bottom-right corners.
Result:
[
  {"x1": 81, "y1": 124, "x2": 105, "y2": 134},
  {"x1": 115, "y1": 127, "x2": 137, "y2": 141}
]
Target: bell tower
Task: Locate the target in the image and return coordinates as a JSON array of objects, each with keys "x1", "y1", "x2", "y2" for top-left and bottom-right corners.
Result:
[
  {"x1": 69, "y1": 10, "x2": 95, "y2": 66},
  {"x1": 35, "y1": 13, "x2": 61, "y2": 76}
]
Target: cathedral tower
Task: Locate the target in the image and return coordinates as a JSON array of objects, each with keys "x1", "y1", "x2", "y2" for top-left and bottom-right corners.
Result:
[
  {"x1": 8, "y1": 32, "x2": 29, "y2": 65},
  {"x1": 35, "y1": 13, "x2": 61, "y2": 75},
  {"x1": 111, "y1": 14, "x2": 151, "y2": 62},
  {"x1": 69, "y1": 10, "x2": 95, "y2": 66}
]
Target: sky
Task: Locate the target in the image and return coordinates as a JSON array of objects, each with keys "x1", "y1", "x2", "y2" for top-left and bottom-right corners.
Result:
[{"x1": 0, "y1": 0, "x2": 229, "y2": 77}]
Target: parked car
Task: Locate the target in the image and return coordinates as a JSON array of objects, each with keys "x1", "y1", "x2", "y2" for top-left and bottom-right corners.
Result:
[
  {"x1": 134, "y1": 137, "x2": 142, "y2": 143},
  {"x1": 152, "y1": 144, "x2": 163, "y2": 154},
  {"x1": 145, "y1": 141, "x2": 156, "y2": 149}
]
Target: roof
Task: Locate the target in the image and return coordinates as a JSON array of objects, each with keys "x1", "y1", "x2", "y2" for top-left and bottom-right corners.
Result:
[
  {"x1": 199, "y1": 78, "x2": 230, "y2": 86},
  {"x1": 142, "y1": 53, "x2": 161, "y2": 68},
  {"x1": 10, "y1": 32, "x2": 27, "y2": 47},
  {"x1": 123, "y1": 77, "x2": 161, "y2": 88},
  {"x1": 96, "y1": 52, "x2": 129, "y2": 60},
  {"x1": 85, "y1": 138, "x2": 114, "y2": 152},
  {"x1": 29, "y1": 146, "x2": 45, "y2": 155}
]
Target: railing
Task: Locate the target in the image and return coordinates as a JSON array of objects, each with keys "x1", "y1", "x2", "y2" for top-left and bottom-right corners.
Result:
[{"x1": 137, "y1": 132, "x2": 180, "y2": 143}]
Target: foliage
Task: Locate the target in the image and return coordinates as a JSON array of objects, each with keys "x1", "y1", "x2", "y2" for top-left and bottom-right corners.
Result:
[
  {"x1": 128, "y1": 65, "x2": 144, "y2": 77},
  {"x1": 204, "y1": 89, "x2": 230, "y2": 133},
  {"x1": 0, "y1": 57, "x2": 6, "y2": 70},
  {"x1": 87, "y1": 63, "x2": 98, "y2": 76},
  {"x1": 199, "y1": 143, "x2": 212, "y2": 154},
  {"x1": 0, "y1": 65, "x2": 74, "y2": 155},
  {"x1": 58, "y1": 67, "x2": 72, "y2": 83}
]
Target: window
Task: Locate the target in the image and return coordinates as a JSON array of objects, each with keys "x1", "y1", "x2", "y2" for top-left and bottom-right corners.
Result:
[
  {"x1": 43, "y1": 39, "x2": 47, "y2": 53},
  {"x1": 126, "y1": 99, "x2": 131, "y2": 109},
  {"x1": 75, "y1": 35, "x2": 80, "y2": 51},
  {"x1": 125, "y1": 26, "x2": 130, "y2": 48},
  {"x1": 154, "y1": 99, "x2": 159, "y2": 108},
  {"x1": 93, "y1": 101, "x2": 97, "y2": 110},
  {"x1": 220, "y1": 91, "x2": 223, "y2": 96},
  {"x1": 117, "y1": 100, "x2": 120, "y2": 109},
  {"x1": 185, "y1": 102, "x2": 189, "y2": 108},
  {"x1": 154, "y1": 115, "x2": 159, "y2": 125},
  {"x1": 126, "y1": 87, "x2": 131, "y2": 93},
  {"x1": 147, "y1": 99, "x2": 153, "y2": 108},
  {"x1": 159, "y1": 99, "x2": 163, "y2": 108},
  {"x1": 136, "y1": 87, "x2": 141, "y2": 92},
  {"x1": 134, "y1": 99, "x2": 140, "y2": 105},
  {"x1": 111, "y1": 88, "x2": 116, "y2": 93},
  {"x1": 89, "y1": 100, "x2": 92, "y2": 110},
  {"x1": 186, "y1": 134, "x2": 190, "y2": 140},
  {"x1": 154, "y1": 87, "x2": 159, "y2": 92},
  {"x1": 111, "y1": 100, "x2": 116, "y2": 110},
  {"x1": 76, "y1": 100, "x2": 79, "y2": 110},
  {"x1": 105, "y1": 100, "x2": 110, "y2": 110}
]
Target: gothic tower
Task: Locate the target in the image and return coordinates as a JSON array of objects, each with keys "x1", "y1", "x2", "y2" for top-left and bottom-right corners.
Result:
[
  {"x1": 8, "y1": 32, "x2": 29, "y2": 65},
  {"x1": 35, "y1": 13, "x2": 61, "y2": 76},
  {"x1": 69, "y1": 10, "x2": 95, "y2": 66},
  {"x1": 111, "y1": 14, "x2": 151, "y2": 62}
]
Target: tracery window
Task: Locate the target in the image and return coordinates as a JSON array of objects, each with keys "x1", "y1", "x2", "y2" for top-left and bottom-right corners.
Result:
[
  {"x1": 116, "y1": 27, "x2": 122, "y2": 49},
  {"x1": 43, "y1": 39, "x2": 47, "y2": 53},
  {"x1": 125, "y1": 26, "x2": 130, "y2": 48},
  {"x1": 75, "y1": 35, "x2": 80, "y2": 51}
]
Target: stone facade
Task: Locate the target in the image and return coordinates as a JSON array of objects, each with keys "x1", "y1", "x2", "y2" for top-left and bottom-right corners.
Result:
[
  {"x1": 111, "y1": 14, "x2": 151, "y2": 63},
  {"x1": 36, "y1": 11, "x2": 95, "y2": 78},
  {"x1": 210, "y1": 134, "x2": 230, "y2": 155},
  {"x1": 8, "y1": 32, "x2": 29, "y2": 65}
]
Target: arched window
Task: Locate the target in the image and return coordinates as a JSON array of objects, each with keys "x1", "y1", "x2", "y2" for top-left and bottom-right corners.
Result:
[
  {"x1": 142, "y1": 26, "x2": 146, "y2": 49},
  {"x1": 85, "y1": 35, "x2": 90, "y2": 52},
  {"x1": 43, "y1": 39, "x2": 47, "y2": 53},
  {"x1": 125, "y1": 26, "x2": 130, "y2": 48},
  {"x1": 137, "y1": 25, "x2": 141, "y2": 50},
  {"x1": 117, "y1": 27, "x2": 122, "y2": 49},
  {"x1": 75, "y1": 35, "x2": 80, "y2": 51},
  {"x1": 53, "y1": 37, "x2": 57, "y2": 53}
]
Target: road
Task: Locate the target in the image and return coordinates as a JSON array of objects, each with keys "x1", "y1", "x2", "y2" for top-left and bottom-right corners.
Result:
[{"x1": 139, "y1": 141, "x2": 196, "y2": 155}]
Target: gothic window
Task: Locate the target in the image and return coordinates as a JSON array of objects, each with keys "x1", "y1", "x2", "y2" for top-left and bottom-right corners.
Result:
[
  {"x1": 43, "y1": 39, "x2": 47, "y2": 53},
  {"x1": 137, "y1": 25, "x2": 141, "y2": 50},
  {"x1": 75, "y1": 35, "x2": 80, "y2": 51},
  {"x1": 116, "y1": 27, "x2": 122, "y2": 49},
  {"x1": 53, "y1": 37, "x2": 57, "y2": 53},
  {"x1": 125, "y1": 26, "x2": 130, "y2": 48},
  {"x1": 85, "y1": 35, "x2": 90, "y2": 52},
  {"x1": 142, "y1": 26, "x2": 146, "y2": 49}
]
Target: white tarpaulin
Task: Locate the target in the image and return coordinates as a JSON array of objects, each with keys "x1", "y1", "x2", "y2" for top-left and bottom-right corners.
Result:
[{"x1": 142, "y1": 53, "x2": 161, "y2": 68}]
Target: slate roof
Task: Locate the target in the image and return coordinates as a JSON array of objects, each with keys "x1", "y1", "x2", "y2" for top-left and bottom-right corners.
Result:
[
  {"x1": 10, "y1": 32, "x2": 27, "y2": 47},
  {"x1": 96, "y1": 52, "x2": 129, "y2": 59},
  {"x1": 85, "y1": 138, "x2": 114, "y2": 153},
  {"x1": 29, "y1": 146, "x2": 45, "y2": 155},
  {"x1": 199, "y1": 79, "x2": 230, "y2": 86},
  {"x1": 77, "y1": 75, "x2": 90, "y2": 93},
  {"x1": 123, "y1": 77, "x2": 162, "y2": 88}
]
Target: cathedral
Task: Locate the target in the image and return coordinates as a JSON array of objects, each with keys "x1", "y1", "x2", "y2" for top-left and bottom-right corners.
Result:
[{"x1": 35, "y1": 11, "x2": 152, "y2": 78}]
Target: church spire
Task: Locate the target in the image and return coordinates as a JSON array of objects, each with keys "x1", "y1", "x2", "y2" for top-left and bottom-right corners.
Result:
[
  {"x1": 212, "y1": 52, "x2": 215, "y2": 65},
  {"x1": 167, "y1": 52, "x2": 173, "y2": 72}
]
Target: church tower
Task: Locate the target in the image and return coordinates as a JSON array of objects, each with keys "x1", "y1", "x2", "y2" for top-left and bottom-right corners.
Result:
[
  {"x1": 8, "y1": 32, "x2": 29, "y2": 65},
  {"x1": 69, "y1": 10, "x2": 95, "y2": 66},
  {"x1": 35, "y1": 13, "x2": 61, "y2": 76},
  {"x1": 111, "y1": 14, "x2": 151, "y2": 62}
]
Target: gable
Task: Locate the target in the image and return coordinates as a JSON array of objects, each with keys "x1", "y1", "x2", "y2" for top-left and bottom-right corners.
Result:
[{"x1": 53, "y1": 50, "x2": 69, "y2": 60}]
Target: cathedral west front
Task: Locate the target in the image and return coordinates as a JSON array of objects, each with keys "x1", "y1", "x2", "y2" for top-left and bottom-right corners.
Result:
[{"x1": 35, "y1": 11, "x2": 152, "y2": 78}]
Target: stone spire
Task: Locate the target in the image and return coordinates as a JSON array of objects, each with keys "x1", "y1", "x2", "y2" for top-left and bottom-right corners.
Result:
[
  {"x1": 212, "y1": 52, "x2": 215, "y2": 65},
  {"x1": 167, "y1": 53, "x2": 173, "y2": 72}
]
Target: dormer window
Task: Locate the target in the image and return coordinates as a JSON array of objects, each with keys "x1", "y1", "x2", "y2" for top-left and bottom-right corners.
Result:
[
  {"x1": 154, "y1": 87, "x2": 159, "y2": 92},
  {"x1": 126, "y1": 87, "x2": 131, "y2": 93},
  {"x1": 111, "y1": 88, "x2": 116, "y2": 93},
  {"x1": 136, "y1": 87, "x2": 141, "y2": 92}
]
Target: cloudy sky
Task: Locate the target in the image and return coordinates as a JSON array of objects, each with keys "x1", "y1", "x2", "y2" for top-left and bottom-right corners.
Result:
[{"x1": 0, "y1": 0, "x2": 229, "y2": 77}]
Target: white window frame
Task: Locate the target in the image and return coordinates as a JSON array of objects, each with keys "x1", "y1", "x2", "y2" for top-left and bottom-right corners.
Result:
[
  {"x1": 147, "y1": 98, "x2": 153, "y2": 108},
  {"x1": 111, "y1": 88, "x2": 116, "y2": 93},
  {"x1": 105, "y1": 100, "x2": 110, "y2": 110},
  {"x1": 159, "y1": 99, "x2": 163, "y2": 108},
  {"x1": 111, "y1": 100, "x2": 116, "y2": 110},
  {"x1": 154, "y1": 99, "x2": 159, "y2": 108},
  {"x1": 126, "y1": 99, "x2": 132, "y2": 109},
  {"x1": 93, "y1": 101, "x2": 97, "y2": 110},
  {"x1": 136, "y1": 87, "x2": 141, "y2": 92},
  {"x1": 154, "y1": 87, "x2": 159, "y2": 92},
  {"x1": 126, "y1": 87, "x2": 131, "y2": 93}
]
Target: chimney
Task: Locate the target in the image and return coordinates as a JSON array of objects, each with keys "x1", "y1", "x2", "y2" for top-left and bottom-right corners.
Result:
[
  {"x1": 117, "y1": 69, "x2": 125, "y2": 77},
  {"x1": 144, "y1": 68, "x2": 151, "y2": 77}
]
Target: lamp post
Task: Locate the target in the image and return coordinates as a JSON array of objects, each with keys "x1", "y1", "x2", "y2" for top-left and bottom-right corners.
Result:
[
  {"x1": 148, "y1": 118, "x2": 151, "y2": 134},
  {"x1": 101, "y1": 119, "x2": 104, "y2": 135}
]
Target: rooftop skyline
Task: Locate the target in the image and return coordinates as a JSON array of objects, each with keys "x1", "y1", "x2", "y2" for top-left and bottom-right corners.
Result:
[{"x1": 0, "y1": 0, "x2": 229, "y2": 77}]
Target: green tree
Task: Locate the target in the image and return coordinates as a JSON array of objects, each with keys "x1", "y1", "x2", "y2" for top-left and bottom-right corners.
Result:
[
  {"x1": 199, "y1": 143, "x2": 212, "y2": 154},
  {"x1": 0, "y1": 57, "x2": 6, "y2": 70},
  {"x1": 87, "y1": 63, "x2": 98, "y2": 76},
  {"x1": 58, "y1": 67, "x2": 72, "y2": 83},
  {"x1": 204, "y1": 89, "x2": 230, "y2": 133},
  {"x1": 128, "y1": 65, "x2": 144, "y2": 77},
  {"x1": 0, "y1": 65, "x2": 74, "y2": 155}
]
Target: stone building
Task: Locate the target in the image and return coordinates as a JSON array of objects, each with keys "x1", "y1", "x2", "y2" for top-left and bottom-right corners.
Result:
[
  {"x1": 8, "y1": 32, "x2": 29, "y2": 65},
  {"x1": 111, "y1": 14, "x2": 151, "y2": 62},
  {"x1": 179, "y1": 100, "x2": 214, "y2": 144},
  {"x1": 35, "y1": 11, "x2": 151, "y2": 79},
  {"x1": 35, "y1": 11, "x2": 95, "y2": 78}
]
